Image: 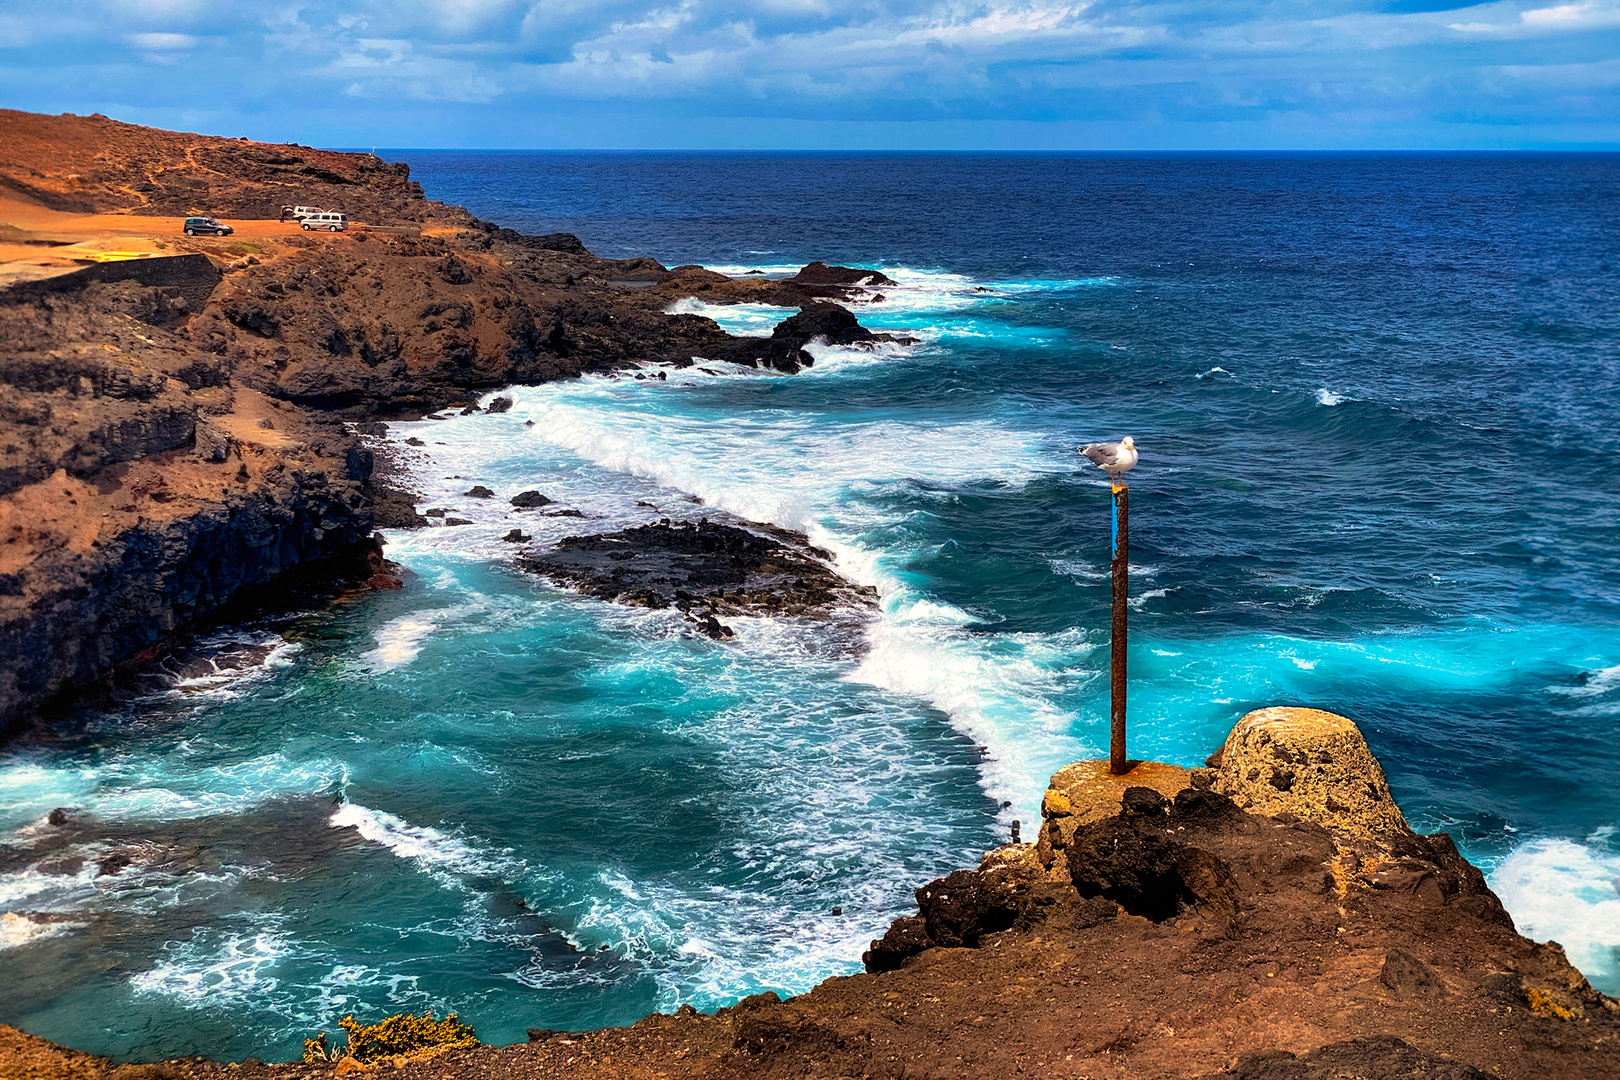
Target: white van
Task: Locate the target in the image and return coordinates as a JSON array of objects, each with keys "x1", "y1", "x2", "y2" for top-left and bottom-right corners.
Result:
[{"x1": 301, "y1": 212, "x2": 349, "y2": 232}]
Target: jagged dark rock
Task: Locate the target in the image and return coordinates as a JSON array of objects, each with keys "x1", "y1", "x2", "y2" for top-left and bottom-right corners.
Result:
[
  {"x1": 789, "y1": 261, "x2": 896, "y2": 287},
  {"x1": 516, "y1": 518, "x2": 878, "y2": 629}
]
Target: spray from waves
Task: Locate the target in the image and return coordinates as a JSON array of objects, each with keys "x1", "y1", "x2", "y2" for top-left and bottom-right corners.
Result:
[
  {"x1": 135, "y1": 631, "x2": 302, "y2": 700},
  {"x1": 665, "y1": 267, "x2": 1115, "y2": 340},
  {"x1": 849, "y1": 619, "x2": 1099, "y2": 820},
  {"x1": 664, "y1": 298, "x2": 795, "y2": 337},
  {"x1": 1316, "y1": 388, "x2": 1348, "y2": 406},
  {"x1": 1, "y1": 912, "x2": 85, "y2": 950},
  {"x1": 382, "y1": 376, "x2": 1091, "y2": 821},
  {"x1": 1490, "y1": 831, "x2": 1620, "y2": 992},
  {"x1": 490, "y1": 393, "x2": 1059, "y2": 535}
]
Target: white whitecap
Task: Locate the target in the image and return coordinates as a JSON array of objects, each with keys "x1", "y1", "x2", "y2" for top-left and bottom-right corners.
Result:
[
  {"x1": 363, "y1": 615, "x2": 442, "y2": 670},
  {"x1": 329, "y1": 802, "x2": 511, "y2": 884},
  {"x1": 132, "y1": 930, "x2": 288, "y2": 1004},
  {"x1": 1316, "y1": 388, "x2": 1346, "y2": 406},
  {"x1": 1552, "y1": 664, "x2": 1620, "y2": 698}
]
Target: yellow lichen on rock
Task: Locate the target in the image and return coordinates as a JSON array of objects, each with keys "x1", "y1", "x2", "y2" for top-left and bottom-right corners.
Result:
[
  {"x1": 1526, "y1": 985, "x2": 1582, "y2": 1021},
  {"x1": 1211, "y1": 707, "x2": 1409, "y2": 842},
  {"x1": 303, "y1": 1012, "x2": 479, "y2": 1066}
]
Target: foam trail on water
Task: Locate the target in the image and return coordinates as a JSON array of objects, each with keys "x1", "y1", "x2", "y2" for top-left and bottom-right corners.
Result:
[
  {"x1": 133, "y1": 930, "x2": 289, "y2": 1004},
  {"x1": 329, "y1": 803, "x2": 516, "y2": 885}
]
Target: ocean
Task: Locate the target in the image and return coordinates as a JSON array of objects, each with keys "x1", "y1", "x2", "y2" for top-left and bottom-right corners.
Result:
[{"x1": 2, "y1": 152, "x2": 1616, "y2": 1061}]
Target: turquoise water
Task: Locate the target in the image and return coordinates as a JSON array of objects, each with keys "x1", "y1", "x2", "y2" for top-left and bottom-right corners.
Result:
[{"x1": 2, "y1": 153, "x2": 1617, "y2": 1060}]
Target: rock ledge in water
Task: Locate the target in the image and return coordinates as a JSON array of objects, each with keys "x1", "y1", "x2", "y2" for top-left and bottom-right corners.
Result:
[{"x1": 517, "y1": 518, "x2": 876, "y2": 638}]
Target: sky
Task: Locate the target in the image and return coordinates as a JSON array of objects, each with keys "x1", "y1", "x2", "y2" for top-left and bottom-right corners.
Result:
[{"x1": 0, "y1": 0, "x2": 1616, "y2": 149}]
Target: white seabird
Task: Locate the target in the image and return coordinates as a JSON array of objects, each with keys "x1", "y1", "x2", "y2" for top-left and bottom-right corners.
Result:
[{"x1": 1077, "y1": 436, "x2": 1138, "y2": 484}]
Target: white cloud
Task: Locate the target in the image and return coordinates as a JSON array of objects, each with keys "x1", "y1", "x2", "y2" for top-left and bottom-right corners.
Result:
[
  {"x1": 0, "y1": 0, "x2": 1614, "y2": 145},
  {"x1": 128, "y1": 32, "x2": 197, "y2": 49},
  {"x1": 1521, "y1": 2, "x2": 1598, "y2": 24}
]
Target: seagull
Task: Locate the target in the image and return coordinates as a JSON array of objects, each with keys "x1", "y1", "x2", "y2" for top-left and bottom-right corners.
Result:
[{"x1": 1077, "y1": 436, "x2": 1138, "y2": 486}]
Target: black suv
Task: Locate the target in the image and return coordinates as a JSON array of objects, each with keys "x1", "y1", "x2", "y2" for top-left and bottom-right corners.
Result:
[{"x1": 183, "y1": 216, "x2": 233, "y2": 236}]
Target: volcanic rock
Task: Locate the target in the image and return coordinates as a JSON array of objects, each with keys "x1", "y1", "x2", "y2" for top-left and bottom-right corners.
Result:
[{"x1": 517, "y1": 517, "x2": 877, "y2": 636}]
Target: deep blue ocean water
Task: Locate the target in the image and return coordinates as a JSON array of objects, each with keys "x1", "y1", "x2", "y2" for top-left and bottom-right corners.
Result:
[{"x1": 2, "y1": 152, "x2": 1617, "y2": 1061}]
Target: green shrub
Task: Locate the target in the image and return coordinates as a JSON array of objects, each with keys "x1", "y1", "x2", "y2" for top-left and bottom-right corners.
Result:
[{"x1": 302, "y1": 1011, "x2": 479, "y2": 1064}]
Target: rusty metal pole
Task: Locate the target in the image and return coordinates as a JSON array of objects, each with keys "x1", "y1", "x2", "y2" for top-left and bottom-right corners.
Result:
[{"x1": 1110, "y1": 481, "x2": 1129, "y2": 774}]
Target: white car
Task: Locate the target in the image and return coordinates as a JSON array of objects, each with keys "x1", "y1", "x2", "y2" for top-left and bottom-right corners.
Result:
[{"x1": 301, "y1": 211, "x2": 349, "y2": 232}]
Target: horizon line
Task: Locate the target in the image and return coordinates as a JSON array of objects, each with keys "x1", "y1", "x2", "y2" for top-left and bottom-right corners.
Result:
[{"x1": 332, "y1": 145, "x2": 1620, "y2": 154}]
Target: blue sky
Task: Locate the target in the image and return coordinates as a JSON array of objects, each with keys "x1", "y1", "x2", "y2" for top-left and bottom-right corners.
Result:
[{"x1": 1, "y1": 0, "x2": 1616, "y2": 148}]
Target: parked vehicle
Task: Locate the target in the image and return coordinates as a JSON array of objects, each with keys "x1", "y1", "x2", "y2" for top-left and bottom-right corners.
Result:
[
  {"x1": 280, "y1": 205, "x2": 325, "y2": 221},
  {"x1": 301, "y1": 211, "x2": 349, "y2": 232},
  {"x1": 183, "y1": 216, "x2": 233, "y2": 236}
]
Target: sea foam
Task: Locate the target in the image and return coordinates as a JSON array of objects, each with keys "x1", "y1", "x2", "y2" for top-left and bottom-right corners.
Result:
[{"x1": 1491, "y1": 832, "x2": 1620, "y2": 991}]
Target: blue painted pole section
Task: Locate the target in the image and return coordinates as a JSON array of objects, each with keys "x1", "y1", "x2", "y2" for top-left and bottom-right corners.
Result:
[{"x1": 1111, "y1": 492, "x2": 1120, "y2": 559}]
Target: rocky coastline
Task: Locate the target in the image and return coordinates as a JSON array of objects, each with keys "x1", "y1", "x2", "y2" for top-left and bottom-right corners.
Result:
[
  {"x1": 0, "y1": 108, "x2": 902, "y2": 736},
  {"x1": 3, "y1": 109, "x2": 1618, "y2": 1079}
]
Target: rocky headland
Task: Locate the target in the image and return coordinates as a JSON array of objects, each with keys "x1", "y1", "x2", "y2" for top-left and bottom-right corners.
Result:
[
  {"x1": 3, "y1": 708, "x2": 1617, "y2": 1078},
  {"x1": 0, "y1": 108, "x2": 904, "y2": 736}
]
